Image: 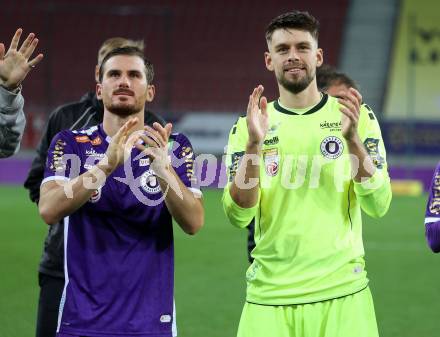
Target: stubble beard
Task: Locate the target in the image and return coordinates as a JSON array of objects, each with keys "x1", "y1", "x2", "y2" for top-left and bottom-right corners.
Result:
[
  {"x1": 106, "y1": 98, "x2": 143, "y2": 117},
  {"x1": 108, "y1": 104, "x2": 139, "y2": 117},
  {"x1": 278, "y1": 67, "x2": 315, "y2": 94}
]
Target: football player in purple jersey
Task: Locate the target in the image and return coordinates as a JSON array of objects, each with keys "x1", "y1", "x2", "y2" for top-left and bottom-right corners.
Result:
[
  {"x1": 38, "y1": 46, "x2": 204, "y2": 337},
  {"x1": 425, "y1": 163, "x2": 440, "y2": 253}
]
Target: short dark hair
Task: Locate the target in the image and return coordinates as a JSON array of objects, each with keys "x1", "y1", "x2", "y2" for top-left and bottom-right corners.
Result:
[
  {"x1": 265, "y1": 10, "x2": 320, "y2": 42},
  {"x1": 316, "y1": 64, "x2": 358, "y2": 91},
  {"x1": 98, "y1": 46, "x2": 154, "y2": 84}
]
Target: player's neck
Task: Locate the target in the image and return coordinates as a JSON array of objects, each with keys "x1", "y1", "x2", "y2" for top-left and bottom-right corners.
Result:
[
  {"x1": 103, "y1": 109, "x2": 144, "y2": 137},
  {"x1": 278, "y1": 81, "x2": 321, "y2": 110}
]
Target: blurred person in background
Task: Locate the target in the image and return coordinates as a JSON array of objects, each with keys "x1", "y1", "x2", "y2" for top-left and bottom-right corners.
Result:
[
  {"x1": 316, "y1": 63, "x2": 357, "y2": 96},
  {"x1": 224, "y1": 11, "x2": 391, "y2": 337},
  {"x1": 0, "y1": 28, "x2": 43, "y2": 158},
  {"x1": 425, "y1": 162, "x2": 440, "y2": 253},
  {"x1": 24, "y1": 37, "x2": 164, "y2": 337}
]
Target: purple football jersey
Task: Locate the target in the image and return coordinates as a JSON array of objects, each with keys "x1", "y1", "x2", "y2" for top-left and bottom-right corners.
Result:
[
  {"x1": 425, "y1": 162, "x2": 440, "y2": 253},
  {"x1": 43, "y1": 124, "x2": 200, "y2": 337}
]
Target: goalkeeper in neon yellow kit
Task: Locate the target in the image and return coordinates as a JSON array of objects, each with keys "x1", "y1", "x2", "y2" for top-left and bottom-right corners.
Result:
[{"x1": 223, "y1": 10, "x2": 392, "y2": 337}]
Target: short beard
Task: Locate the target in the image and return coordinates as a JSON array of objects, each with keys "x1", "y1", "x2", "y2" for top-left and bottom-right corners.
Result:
[
  {"x1": 107, "y1": 103, "x2": 140, "y2": 117},
  {"x1": 278, "y1": 69, "x2": 315, "y2": 94}
]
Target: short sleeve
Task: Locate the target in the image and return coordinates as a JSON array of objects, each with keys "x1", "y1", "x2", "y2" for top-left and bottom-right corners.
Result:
[
  {"x1": 170, "y1": 133, "x2": 201, "y2": 196},
  {"x1": 42, "y1": 130, "x2": 80, "y2": 185}
]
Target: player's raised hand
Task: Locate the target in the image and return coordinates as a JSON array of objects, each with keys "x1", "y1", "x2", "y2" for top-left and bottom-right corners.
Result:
[
  {"x1": 136, "y1": 122, "x2": 173, "y2": 176},
  {"x1": 105, "y1": 117, "x2": 138, "y2": 169},
  {"x1": 246, "y1": 85, "x2": 269, "y2": 147},
  {"x1": 0, "y1": 28, "x2": 44, "y2": 90},
  {"x1": 339, "y1": 88, "x2": 362, "y2": 141}
]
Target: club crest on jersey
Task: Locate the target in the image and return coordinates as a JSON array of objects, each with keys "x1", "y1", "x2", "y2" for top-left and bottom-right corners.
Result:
[
  {"x1": 89, "y1": 187, "x2": 102, "y2": 203},
  {"x1": 263, "y1": 148, "x2": 279, "y2": 177},
  {"x1": 320, "y1": 136, "x2": 344, "y2": 159},
  {"x1": 140, "y1": 169, "x2": 161, "y2": 194}
]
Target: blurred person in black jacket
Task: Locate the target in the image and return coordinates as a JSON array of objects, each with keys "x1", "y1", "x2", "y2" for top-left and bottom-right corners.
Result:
[{"x1": 24, "y1": 37, "x2": 165, "y2": 337}]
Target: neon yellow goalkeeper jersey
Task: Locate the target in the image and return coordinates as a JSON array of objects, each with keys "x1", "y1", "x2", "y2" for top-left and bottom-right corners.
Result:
[{"x1": 223, "y1": 94, "x2": 392, "y2": 305}]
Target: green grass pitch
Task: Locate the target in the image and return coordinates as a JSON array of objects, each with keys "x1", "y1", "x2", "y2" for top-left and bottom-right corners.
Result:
[{"x1": 0, "y1": 185, "x2": 438, "y2": 337}]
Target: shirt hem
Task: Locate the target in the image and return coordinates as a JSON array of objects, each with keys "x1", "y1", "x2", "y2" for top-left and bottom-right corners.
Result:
[
  {"x1": 245, "y1": 284, "x2": 369, "y2": 306},
  {"x1": 59, "y1": 326, "x2": 172, "y2": 337}
]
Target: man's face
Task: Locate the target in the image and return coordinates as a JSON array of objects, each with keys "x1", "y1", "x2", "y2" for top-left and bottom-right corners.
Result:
[
  {"x1": 265, "y1": 28, "x2": 323, "y2": 94},
  {"x1": 97, "y1": 55, "x2": 154, "y2": 116}
]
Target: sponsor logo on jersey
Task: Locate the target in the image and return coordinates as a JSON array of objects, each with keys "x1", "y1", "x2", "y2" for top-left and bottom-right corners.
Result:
[
  {"x1": 320, "y1": 136, "x2": 344, "y2": 159},
  {"x1": 89, "y1": 187, "x2": 102, "y2": 203},
  {"x1": 90, "y1": 136, "x2": 102, "y2": 146},
  {"x1": 263, "y1": 148, "x2": 279, "y2": 177},
  {"x1": 320, "y1": 120, "x2": 342, "y2": 131},
  {"x1": 364, "y1": 138, "x2": 384, "y2": 169},
  {"x1": 85, "y1": 149, "x2": 106, "y2": 159},
  {"x1": 160, "y1": 314, "x2": 172, "y2": 323},
  {"x1": 264, "y1": 136, "x2": 279, "y2": 146},
  {"x1": 75, "y1": 135, "x2": 90, "y2": 143},
  {"x1": 139, "y1": 158, "x2": 150, "y2": 167},
  {"x1": 75, "y1": 135, "x2": 102, "y2": 146},
  {"x1": 140, "y1": 169, "x2": 161, "y2": 194}
]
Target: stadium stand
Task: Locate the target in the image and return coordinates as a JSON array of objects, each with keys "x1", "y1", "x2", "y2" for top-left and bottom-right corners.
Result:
[{"x1": 1, "y1": 0, "x2": 349, "y2": 149}]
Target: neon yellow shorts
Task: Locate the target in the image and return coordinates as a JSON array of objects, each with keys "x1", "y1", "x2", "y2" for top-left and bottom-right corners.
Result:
[{"x1": 237, "y1": 287, "x2": 379, "y2": 337}]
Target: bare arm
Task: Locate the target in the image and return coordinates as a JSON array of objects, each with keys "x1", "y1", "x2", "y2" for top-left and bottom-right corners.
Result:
[
  {"x1": 39, "y1": 118, "x2": 138, "y2": 224},
  {"x1": 137, "y1": 122, "x2": 204, "y2": 235},
  {"x1": 39, "y1": 163, "x2": 113, "y2": 224},
  {"x1": 157, "y1": 167, "x2": 204, "y2": 235}
]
